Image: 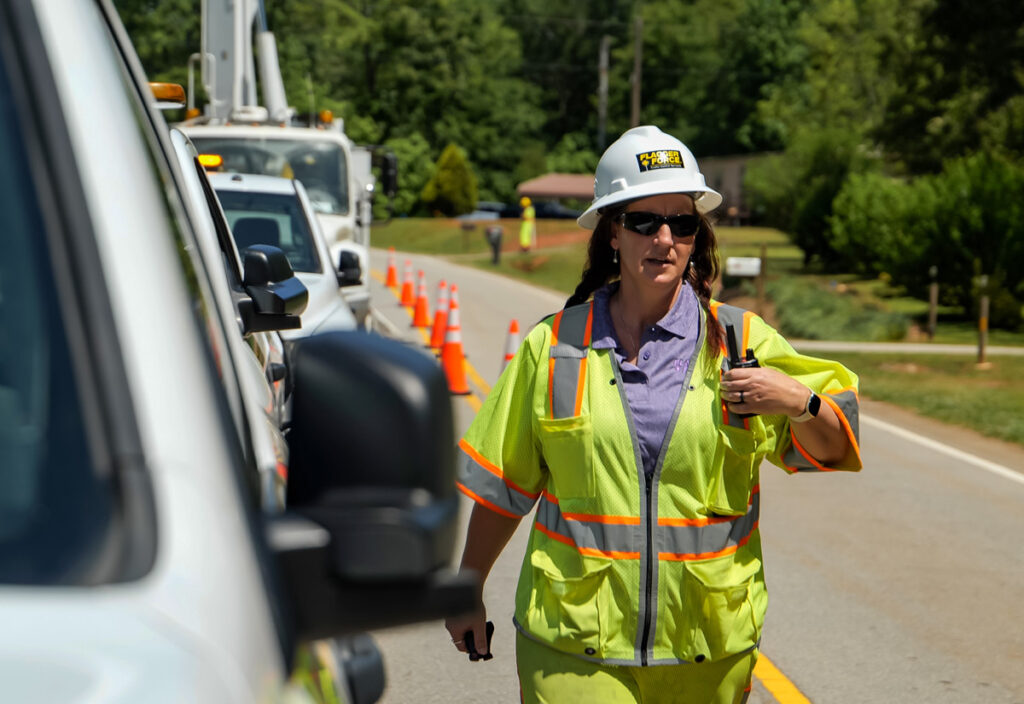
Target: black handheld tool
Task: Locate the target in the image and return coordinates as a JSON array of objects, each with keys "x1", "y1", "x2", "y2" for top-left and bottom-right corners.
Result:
[
  {"x1": 725, "y1": 323, "x2": 759, "y2": 418},
  {"x1": 464, "y1": 621, "x2": 495, "y2": 661}
]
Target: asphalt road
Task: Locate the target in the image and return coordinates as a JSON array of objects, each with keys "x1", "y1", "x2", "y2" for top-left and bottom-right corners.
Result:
[{"x1": 365, "y1": 249, "x2": 1024, "y2": 704}]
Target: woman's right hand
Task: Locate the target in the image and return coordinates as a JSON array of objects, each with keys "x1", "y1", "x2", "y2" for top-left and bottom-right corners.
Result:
[{"x1": 445, "y1": 607, "x2": 489, "y2": 657}]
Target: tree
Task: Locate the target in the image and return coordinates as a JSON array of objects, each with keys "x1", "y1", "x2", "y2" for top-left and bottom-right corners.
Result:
[
  {"x1": 420, "y1": 143, "x2": 478, "y2": 216},
  {"x1": 270, "y1": 0, "x2": 542, "y2": 202},
  {"x1": 113, "y1": 0, "x2": 200, "y2": 86},
  {"x1": 381, "y1": 132, "x2": 434, "y2": 217}
]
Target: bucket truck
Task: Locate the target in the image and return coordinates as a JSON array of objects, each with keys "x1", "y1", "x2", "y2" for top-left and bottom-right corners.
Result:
[{"x1": 181, "y1": 0, "x2": 396, "y2": 329}]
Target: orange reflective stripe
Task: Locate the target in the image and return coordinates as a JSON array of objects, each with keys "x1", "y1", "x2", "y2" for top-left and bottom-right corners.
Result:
[
  {"x1": 548, "y1": 357, "x2": 556, "y2": 419},
  {"x1": 458, "y1": 437, "x2": 540, "y2": 499},
  {"x1": 457, "y1": 482, "x2": 520, "y2": 519},
  {"x1": 540, "y1": 490, "x2": 640, "y2": 524},
  {"x1": 535, "y1": 522, "x2": 640, "y2": 560},
  {"x1": 548, "y1": 310, "x2": 563, "y2": 419},
  {"x1": 580, "y1": 547, "x2": 642, "y2": 560},
  {"x1": 788, "y1": 433, "x2": 836, "y2": 472},
  {"x1": 563, "y1": 510, "x2": 641, "y2": 525},
  {"x1": 574, "y1": 357, "x2": 587, "y2": 416},
  {"x1": 658, "y1": 522, "x2": 758, "y2": 562},
  {"x1": 741, "y1": 310, "x2": 754, "y2": 355}
]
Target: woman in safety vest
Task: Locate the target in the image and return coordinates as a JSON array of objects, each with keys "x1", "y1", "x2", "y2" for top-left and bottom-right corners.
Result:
[{"x1": 446, "y1": 125, "x2": 861, "y2": 703}]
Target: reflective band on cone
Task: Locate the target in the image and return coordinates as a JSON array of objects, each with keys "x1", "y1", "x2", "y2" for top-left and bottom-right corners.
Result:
[
  {"x1": 399, "y1": 259, "x2": 414, "y2": 306},
  {"x1": 430, "y1": 280, "x2": 449, "y2": 349},
  {"x1": 502, "y1": 319, "x2": 520, "y2": 372},
  {"x1": 412, "y1": 270, "x2": 431, "y2": 328},
  {"x1": 385, "y1": 247, "x2": 398, "y2": 288},
  {"x1": 441, "y1": 285, "x2": 471, "y2": 395}
]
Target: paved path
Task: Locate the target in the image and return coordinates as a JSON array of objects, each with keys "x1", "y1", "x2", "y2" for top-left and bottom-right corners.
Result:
[{"x1": 789, "y1": 340, "x2": 1024, "y2": 356}]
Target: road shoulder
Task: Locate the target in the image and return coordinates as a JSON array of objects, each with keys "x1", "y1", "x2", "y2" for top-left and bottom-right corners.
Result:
[{"x1": 861, "y1": 397, "x2": 1024, "y2": 473}]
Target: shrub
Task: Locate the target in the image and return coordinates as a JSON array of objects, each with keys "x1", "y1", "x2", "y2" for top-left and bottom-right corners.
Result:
[
  {"x1": 829, "y1": 151, "x2": 1024, "y2": 327},
  {"x1": 420, "y1": 143, "x2": 478, "y2": 217},
  {"x1": 767, "y1": 278, "x2": 909, "y2": 341}
]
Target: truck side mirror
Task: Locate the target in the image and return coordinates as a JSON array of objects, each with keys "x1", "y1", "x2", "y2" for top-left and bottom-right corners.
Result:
[
  {"x1": 272, "y1": 331, "x2": 477, "y2": 639},
  {"x1": 380, "y1": 152, "x2": 398, "y2": 198},
  {"x1": 336, "y1": 250, "x2": 362, "y2": 288},
  {"x1": 239, "y1": 244, "x2": 308, "y2": 333}
]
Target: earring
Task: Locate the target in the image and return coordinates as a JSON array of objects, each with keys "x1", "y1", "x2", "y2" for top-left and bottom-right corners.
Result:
[{"x1": 612, "y1": 250, "x2": 619, "y2": 265}]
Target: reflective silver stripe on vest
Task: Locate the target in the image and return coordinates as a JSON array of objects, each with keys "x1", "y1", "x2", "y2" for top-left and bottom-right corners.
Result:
[
  {"x1": 457, "y1": 447, "x2": 538, "y2": 516},
  {"x1": 550, "y1": 302, "x2": 592, "y2": 419},
  {"x1": 711, "y1": 303, "x2": 749, "y2": 429},
  {"x1": 658, "y1": 491, "x2": 760, "y2": 559},
  {"x1": 783, "y1": 388, "x2": 860, "y2": 471},
  {"x1": 534, "y1": 491, "x2": 759, "y2": 561},
  {"x1": 535, "y1": 494, "x2": 639, "y2": 556}
]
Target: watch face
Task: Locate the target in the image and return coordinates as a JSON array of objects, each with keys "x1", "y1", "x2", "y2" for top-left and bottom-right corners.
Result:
[{"x1": 809, "y1": 393, "x2": 822, "y2": 417}]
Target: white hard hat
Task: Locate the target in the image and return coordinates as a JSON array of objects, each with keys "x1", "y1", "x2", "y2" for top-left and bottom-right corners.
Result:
[{"x1": 577, "y1": 125, "x2": 722, "y2": 229}]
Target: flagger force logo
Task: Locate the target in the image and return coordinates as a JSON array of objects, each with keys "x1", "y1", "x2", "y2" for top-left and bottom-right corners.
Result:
[{"x1": 636, "y1": 149, "x2": 683, "y2": 172}]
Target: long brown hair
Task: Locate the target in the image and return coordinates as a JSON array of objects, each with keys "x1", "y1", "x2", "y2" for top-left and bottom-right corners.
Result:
[{"x1": 564, "y1": 205, "x2": 723, "y2": 354}]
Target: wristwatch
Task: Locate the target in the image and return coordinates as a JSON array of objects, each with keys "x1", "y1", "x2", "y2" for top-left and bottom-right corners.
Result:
[{"x1": 790, "y1": 390, "x2": 821, "y2": 423}]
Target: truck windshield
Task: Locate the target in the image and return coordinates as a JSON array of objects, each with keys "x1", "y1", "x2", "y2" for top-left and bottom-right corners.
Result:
[
  {"x1": 192, "y1": 137, "x2": 349, "y2": 216},
  {"x1": 216, "y1": 189, "x2": 323, "y2": 274}
]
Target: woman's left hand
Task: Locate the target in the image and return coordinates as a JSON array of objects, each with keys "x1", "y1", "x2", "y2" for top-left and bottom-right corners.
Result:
[{"x1": 720, "y1": 366, "x2": 809, "y2": 418}]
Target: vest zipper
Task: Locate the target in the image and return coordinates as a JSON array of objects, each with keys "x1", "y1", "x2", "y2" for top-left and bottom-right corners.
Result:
[{"x1": 640, "y1": 470, "x2": 654, "y2": 666}]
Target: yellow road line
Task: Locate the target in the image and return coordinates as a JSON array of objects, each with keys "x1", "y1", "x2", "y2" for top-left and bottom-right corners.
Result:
[
  {"x1": 754, "y1": 654, "x2": 812, "y2": 704},
  {"x1": 466, "y1": 364, "x2": 491, "y2": 397}
]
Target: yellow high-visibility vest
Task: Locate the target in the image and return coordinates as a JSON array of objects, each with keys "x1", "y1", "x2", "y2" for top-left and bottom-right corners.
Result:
[{"x1": 457, "y1": 300, "x2": 861, "y2": 666}]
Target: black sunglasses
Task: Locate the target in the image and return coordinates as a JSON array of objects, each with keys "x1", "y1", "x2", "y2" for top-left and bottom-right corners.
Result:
[{"x1": 615, "y1": 211, "x2": 700, "y2": 238}]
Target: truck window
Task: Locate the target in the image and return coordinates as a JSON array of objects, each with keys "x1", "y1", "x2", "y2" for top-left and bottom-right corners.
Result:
[
  {"x1": 217, "y1": 189, "x2": 323, "y2": 274},
  {"x1": 193, "y1": 137, "x2": 349, "y2": 216},
  {"x1": 0, "y1": 54, "x2": 112, "y2": 585}
]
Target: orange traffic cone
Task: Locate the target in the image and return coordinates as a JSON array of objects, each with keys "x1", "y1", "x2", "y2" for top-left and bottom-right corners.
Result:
[
  {"x1": 385, "y1": 247, "x2": 398, "y2": 288},
  {"x1": 399, "y1": 259, "x2": 414, "y2": 306},
  {"x1": 502, "y1": 319, "x2": 520, "y2": 372},
  {"x1": 412, "y1": 270, "x2": 431, "y2": 328},
  {"x1": 429, "y1": 280, "x2": 449, "y2": 349},
  {"x1": 441, "y1": 285, "x2": 470, "y2": 395}
]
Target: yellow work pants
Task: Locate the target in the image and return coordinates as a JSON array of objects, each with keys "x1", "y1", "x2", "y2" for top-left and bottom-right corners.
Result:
[{"x1": 516, "y1": 632, "x2": 756, "y2": 704}]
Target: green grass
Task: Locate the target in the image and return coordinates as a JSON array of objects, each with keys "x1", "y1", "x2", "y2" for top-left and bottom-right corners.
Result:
[
  {"x1": 373, "y1": 217, "x2": 582, "y2": 255},
  {"x1": 827, "y1": 352, "x2": 1024, "y2": 446}
]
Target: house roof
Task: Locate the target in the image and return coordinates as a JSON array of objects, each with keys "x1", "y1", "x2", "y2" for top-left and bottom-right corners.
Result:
[{"x1": 516, "y1": 173, "x2": 594, "y2": 200}]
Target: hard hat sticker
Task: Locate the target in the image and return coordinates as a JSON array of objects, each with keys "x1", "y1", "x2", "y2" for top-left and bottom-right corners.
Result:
[{"x1": 636, "y1": 150, "x2": 683, "y2": 172}]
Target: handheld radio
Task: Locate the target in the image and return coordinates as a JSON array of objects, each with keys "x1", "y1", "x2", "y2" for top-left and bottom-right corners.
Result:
[{"x1": 725, "y1": 323, "x2": 759, "y2": 418}]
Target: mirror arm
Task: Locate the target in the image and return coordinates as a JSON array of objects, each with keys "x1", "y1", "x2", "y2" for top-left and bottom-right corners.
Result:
[{"x1": 267, "y1": 513, "x2": 479, "y2": 641}]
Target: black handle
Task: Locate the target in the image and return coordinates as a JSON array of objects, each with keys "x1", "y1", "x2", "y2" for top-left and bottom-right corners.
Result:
[{"x1": 464, "y1": 621, "x2": 494, "y2": 661}]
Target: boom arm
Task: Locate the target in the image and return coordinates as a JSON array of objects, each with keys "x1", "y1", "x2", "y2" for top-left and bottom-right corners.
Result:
[{"x1": 199, "y1": 0, "x2": 292, "y2": 123}]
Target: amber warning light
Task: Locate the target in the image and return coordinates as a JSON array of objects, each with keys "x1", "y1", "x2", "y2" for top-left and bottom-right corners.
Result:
[{"x1": 198, "y1": 154, "x2": 224, "y2": 170}]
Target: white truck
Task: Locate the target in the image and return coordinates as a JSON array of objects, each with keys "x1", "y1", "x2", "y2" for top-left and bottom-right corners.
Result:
[
  {"x1": 181, "y1": 0, "x2": 396, "y2": 329},
  {"x1": 0, "y1": 1, "x2": 470, "y2": 702}
]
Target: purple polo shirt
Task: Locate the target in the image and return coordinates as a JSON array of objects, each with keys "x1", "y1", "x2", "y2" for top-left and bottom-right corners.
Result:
[{"x1": 591, "y1": 282, "x2": 701, "y2": 477}]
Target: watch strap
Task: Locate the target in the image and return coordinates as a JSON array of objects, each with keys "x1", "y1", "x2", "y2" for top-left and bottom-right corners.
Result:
[{"x1": 790, "y1": 391, "x2": 820, "y2": 424}]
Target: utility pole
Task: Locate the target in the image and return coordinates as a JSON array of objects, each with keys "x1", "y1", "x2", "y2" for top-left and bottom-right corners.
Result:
[
  {"x1": 630, "y1": 14, "x2": 643, "y2": 127},
  {"x1": 598, "y1": 35, "x2": 612, "y2": 150},
  {"x1": 977, "y1": 274, "x2": 991, "y2": 370},
  {"x1": 927, "y1": 265, "x2": 938, "y2": 340}
]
